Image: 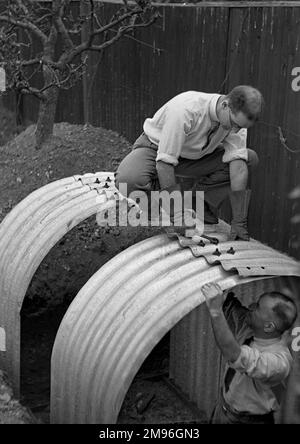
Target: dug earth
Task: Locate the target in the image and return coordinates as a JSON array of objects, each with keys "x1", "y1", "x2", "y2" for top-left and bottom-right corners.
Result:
[{"x1": 0, "y1": 370, "x2": 36, "y2": 424}]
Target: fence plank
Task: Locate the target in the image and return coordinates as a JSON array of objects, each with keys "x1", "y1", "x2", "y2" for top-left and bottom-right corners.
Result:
[{"x1": 225, "y1": 6, "x2": 300, "y2": 257}]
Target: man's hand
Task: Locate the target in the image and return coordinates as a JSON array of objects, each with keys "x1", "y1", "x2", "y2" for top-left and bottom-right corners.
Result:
[
  {"x1": 202, "y1": 282, "x2": 226, "y2": 316},
  {"x1": 156, "y1": 160, "x2": 177, "y2": 190}
]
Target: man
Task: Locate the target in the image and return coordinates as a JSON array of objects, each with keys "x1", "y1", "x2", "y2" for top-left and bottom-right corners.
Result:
[
  {"x1": 115, "y1": 85, "x2": 263, "y2": 239},
  {"x1": 201, "y1": 282, "x2": 298, "y2": 424}
]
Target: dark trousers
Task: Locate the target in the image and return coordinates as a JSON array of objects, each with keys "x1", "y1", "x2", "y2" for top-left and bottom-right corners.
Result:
[{"x1": 115, "y1": 133, "x2": 259, "y2": 210}]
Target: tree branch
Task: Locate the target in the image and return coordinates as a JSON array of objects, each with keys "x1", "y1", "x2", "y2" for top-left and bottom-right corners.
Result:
[
  {"x1": 86, "y1": 0, "x2": 95, "y2": 47},
  {"x1": 53, "y1": 0, "x2": 74, "y2": 52},
  {"x1": 0, "y1": 13, "x2": 47, "y2": 44},
  {"x1": 89, "y1": 14, "x2": 159, "y2": 52},
  {"x1": 16, "y1": 84, "x2": 46, "y2": 100},
  {"x1": 44, "y1": 24, "x2": 58, "y2": 60},
  {"x1": 15, "y1": 0, "x2": 29, "y2": 15},
  {"x1": 35, "y1": 12, "x2": 53, "y2": 25},
  {"x1": 21, "y1": 58, "x2": 42, "y2": 67},
  {"x1": 92, "y1": 8, "x2": 143, "y2": 37},
  {"x1": 57, "y1": 5, "x2": 155, "y2": 67},
  {"x1": 25, "y1": 60, "x2": 86, "y2": 95}
]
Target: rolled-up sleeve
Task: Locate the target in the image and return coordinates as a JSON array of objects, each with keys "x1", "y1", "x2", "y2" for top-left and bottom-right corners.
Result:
[
  {"x1": 222, "y1": 128, "x2": 248, "y2": 163},
  {"x1": 156, "y1": 106, "x2": 194, "y2": 166},
  {"x1": 229, "y1": 345, "x2": 292, "y2": 385}
]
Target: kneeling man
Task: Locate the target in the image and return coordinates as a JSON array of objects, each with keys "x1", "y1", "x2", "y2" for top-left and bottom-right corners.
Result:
[{"x1": 115, "y1": 85, "x2": 263, "y2": 239}]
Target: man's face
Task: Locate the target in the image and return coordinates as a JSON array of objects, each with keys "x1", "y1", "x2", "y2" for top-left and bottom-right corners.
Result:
[
  {"x1": 247, "y1": 295, "x2": 278, "y2": 333},
  {"x1": 229, "y1": 109, "x2": 257, "y2": 130}
]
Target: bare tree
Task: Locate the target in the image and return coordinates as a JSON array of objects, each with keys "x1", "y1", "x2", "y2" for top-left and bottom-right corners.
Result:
[{"x1": 0, "y1": 0, "x2": 159, "y2": 148}]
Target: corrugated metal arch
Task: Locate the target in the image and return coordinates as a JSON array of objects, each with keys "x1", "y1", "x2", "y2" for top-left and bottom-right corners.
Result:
[
  {"x1": 50, "y1": 233, "x2": 300, "y2": 424},
  {"x1": 0, "y1": 172, "x2": 120, "y2": 393},
  {"x1": 0, "y1": 172, "x2": 299, "y2": 421}
]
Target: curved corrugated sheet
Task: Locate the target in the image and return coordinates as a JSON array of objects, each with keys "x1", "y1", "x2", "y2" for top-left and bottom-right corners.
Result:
[
  {"x1": 0, "y1": 172, "x2": 120, "y2": 393},
  {"x1": 50, "y1": 232, "x2": 300, "y2": 424},
  {"x1": 168, "y1": 224, "x2": 300, "y2": 277}
]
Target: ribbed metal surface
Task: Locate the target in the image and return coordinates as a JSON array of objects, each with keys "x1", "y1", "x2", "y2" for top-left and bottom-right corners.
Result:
[
  {"x1": 171, "y1": 225, "x2": 300, "y2": 277},
  {"x1": 50, "y1": 233, "x2": 300, "y2": 423},
  {"x1": 277, "y1": 276, "x2": 300, "y2": 424},
  {"x1": 0, "y1": 172, "x2": 118, "y2": 394},
  {"x1": 169, "y1": 302, "x2": 223, "y2": 420},
  {"x1": 224, "y1": 6, "x2": 300, "y2": 259}
]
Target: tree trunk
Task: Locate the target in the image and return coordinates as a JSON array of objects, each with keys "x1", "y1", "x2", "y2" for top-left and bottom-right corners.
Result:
[{"x1": 35, "y1": 85, "x2": 59, "y2": 149}]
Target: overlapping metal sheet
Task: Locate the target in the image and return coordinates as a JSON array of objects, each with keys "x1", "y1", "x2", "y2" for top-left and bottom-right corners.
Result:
[
  {"x1": 0, "y1": 172, "x2": 119, "y2": 394},
  {"x1": 0, "y1": 171, "x2": 299, "y2": 422},
  {"x1": 50, "y1": 229, "x2": 300, "y2": 423},
  {"x1": 168, "y1": 224, "x2": 300, "y2": 277},
  {"x1": 169, "y1": 302, "x2": 224, "y2": 420}
]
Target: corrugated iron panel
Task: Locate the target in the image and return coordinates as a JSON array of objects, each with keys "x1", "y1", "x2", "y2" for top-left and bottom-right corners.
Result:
[
  {"x1": 0, "y1": 172, "x2": 118, "y2": 394},
  {"x1": 276, "y1": 276, "x2": 300, "y2": 424},
  {"x1": 224, "y1": 6, "x2": 300, "y2": 259},
  {"x1": 50, "y1": 232, "x2": 300, "y2": 423},
  {"x1": 170, "y1": 303, "x2": 223, "y2": 420},
  {"x1": 168, "y1": 222, "x2": 300, "y2": 277}
]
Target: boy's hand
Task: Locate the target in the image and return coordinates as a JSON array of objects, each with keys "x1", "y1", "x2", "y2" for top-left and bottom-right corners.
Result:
[{"x1": 201, "y1": 282, "x2": 225, "y2": 316}]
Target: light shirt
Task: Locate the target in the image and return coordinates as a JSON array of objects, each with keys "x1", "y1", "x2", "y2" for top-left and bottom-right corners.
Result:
[
  {"x1": 143, "y1": 91, "x2": 249, "y2": 166},
  {"x1": 224, "y1": 336, "x2": 293, "y2": 415}
]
